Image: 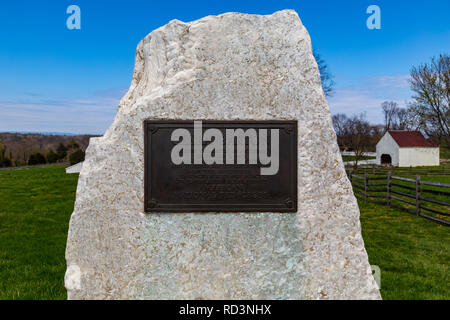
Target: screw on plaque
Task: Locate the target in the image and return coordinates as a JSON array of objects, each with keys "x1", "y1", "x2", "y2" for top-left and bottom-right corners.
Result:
[
  {"x1": 285, "y1": 126, "x2": 293, "y2": 134},
  {"x1": 149, "y1": 199, "x2": 157, "y2": 208},
  {"x1": 285, "y1": 198, "x2": 293, "y2": 208},
  {"x1": 149, "y1": 125, "x2": 158, "y2": 134}
]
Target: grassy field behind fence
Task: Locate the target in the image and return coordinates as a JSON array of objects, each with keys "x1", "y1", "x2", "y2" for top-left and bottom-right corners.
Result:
[
  {"x1": 349, "y1": 173, "x2": 450, "y2": 224},
  {"x1": 347, "y1": 162, "x2": 450, "y2": 175},
  {"x1": 0, "y1": 165, "x2": 449, "y2": 299},
  {"x1": 360, "y1": 200, "x2": 449, "y2": 299}
]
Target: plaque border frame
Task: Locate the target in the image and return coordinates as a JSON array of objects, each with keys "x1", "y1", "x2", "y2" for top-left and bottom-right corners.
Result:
[{"x1": 144, "y1": 120, "x2": 298, "y2": 213}]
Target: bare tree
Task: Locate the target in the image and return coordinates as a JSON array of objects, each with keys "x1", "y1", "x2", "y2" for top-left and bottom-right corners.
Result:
[
  {"x1": 395, "y1": 108, "x2": 409, "y2": 130},
  {"x1": 313, "y1": 49, "x2": 335, "y2": 97},
  {"x1": 332, "y1": 113, "x2": 347, "y2": 135},
  {"x1": 370, "y1": 124, "x2": 384, "y2": 148},
  {"x1": 382, "y1": 101, "x2": 399, "y2": 132},
  {"x1": 408, "y1": 54, "x2": 450, "y2": 145},
  {"x1": 344, "y1": 113, "x2": 373, "y2": 168},
  {"x1": 332, "y1": 113, "x2": 352, "y2": 150},
  {"x1": 381, "y1": 101, "x2": 414, "y2": 131}
]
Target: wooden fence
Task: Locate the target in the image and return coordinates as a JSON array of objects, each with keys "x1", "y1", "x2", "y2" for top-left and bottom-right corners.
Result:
[
  {"x1": 348, "y1": 171, "x2": 450, "y2": 226},
  {"x1": 346, "y1": 165, "x2": 450, "y2": 176}
]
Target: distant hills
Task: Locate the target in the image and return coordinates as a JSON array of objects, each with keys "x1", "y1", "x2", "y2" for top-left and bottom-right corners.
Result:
[
  {"x1": 0, "y1": 132, "x2": 100, "y2": 167},
  {"x1": 4, "y1": 131, "x2": 100, "y2": 136}
]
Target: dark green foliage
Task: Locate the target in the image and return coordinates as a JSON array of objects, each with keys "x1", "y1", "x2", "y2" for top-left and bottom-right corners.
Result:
[
  {"x1": 67, "y1": 138, "x2": 79, "y2": 150},
  {"x1": 46, "y1": 150, "x2": 58, "y2": 164},
  {"x1": 28, "y1": 152, "x2": 46, "y2": 165},
  {"x1": 56, "y1": 143, "x2": 68, "y2": 160},
  {"x1": 0, "y1": 157, "x2": 12, "y2": 167},
  {"x1": 0, "y1": 140, "x2": 12, "y2": 167},
  {"x1": 69, "y1": 149, "x2": 85, "y2": 165}
]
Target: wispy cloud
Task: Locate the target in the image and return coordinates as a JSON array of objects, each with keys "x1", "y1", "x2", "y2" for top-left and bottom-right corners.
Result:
[
  {"x1": 328, "y1": 74, "x2": 412, "y2": 124},
  {"x1": 0, "y1": 88, "x2": 127, "y2": 135},
  {"x1": 0, "y1": 75, "x2": 413, "y2": 133}
]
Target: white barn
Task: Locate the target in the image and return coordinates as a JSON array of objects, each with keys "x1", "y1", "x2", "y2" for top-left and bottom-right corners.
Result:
[
  {"x1": 66, "y1": 161, "x2": 84, "y2": 174},
  {"x1": 376, "y1": 131, "x2": 439, "y2": 167}
]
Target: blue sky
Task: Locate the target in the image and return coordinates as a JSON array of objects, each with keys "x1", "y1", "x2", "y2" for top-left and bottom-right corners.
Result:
[{"x1": 0, "y1": 0, "x2": 449, "y2": 134}]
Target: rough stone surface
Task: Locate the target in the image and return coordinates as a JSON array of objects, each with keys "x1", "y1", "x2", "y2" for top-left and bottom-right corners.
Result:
[{"x1": 65, "y1": 10, "x2": 381, "y2": 300}]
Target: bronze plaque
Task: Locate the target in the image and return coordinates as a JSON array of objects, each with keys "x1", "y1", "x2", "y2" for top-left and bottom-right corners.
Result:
[{"x1": 144, "y1": 120, "x2": 297, "y2": 212}]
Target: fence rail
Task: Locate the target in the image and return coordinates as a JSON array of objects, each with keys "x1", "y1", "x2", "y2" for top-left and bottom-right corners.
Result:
[
  {"x1": 348, "y1": 171, "x2": 450, "y2": 226},
  {"x1": 346, "y1": 165, "x2": 450, "y2": 176}
]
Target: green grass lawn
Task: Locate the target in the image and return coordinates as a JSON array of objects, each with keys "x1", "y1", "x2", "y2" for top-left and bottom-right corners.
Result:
[
  {"x1": 0, "y1": 165, "x2": 77, "y2": 299},
  {"x1": 0, "y1": 165, "x2": 448, "y2": 299},
  {"x1": 360, "y1": 200, "x2": 449, "y2": 299}
]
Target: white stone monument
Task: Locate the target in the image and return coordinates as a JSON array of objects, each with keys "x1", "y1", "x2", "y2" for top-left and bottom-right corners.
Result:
[{"x1": 65, "y1": 10, "x2": 381, "y2": 300}]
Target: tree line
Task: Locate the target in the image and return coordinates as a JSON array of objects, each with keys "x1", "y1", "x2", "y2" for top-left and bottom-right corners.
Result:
[
  {"x1": 0, "y1": 138, "x2": 85, "y2": 168},
  {"x1": 332, "y1": 54, "x2": 449, "y2": 167}
]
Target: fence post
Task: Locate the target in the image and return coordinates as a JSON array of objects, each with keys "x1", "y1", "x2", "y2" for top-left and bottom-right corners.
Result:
[
  {"x1": 415, "y1": 174, "x2": 421, "y2": 216},
  {"x1": 387, "y1": 171, "x2": 392, "y2": 207},
  {"x1": 364, "y1": 172, "x2": 368, "y2": 202},
  {"x1": 349, "y1": 170, "x2": 353, "y2": 186}
]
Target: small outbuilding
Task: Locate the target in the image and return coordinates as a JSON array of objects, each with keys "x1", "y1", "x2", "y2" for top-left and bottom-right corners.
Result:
[
  {"x1": 376, "y1": 131, "x2": 439, "y2": 167},
  {"x1": 66, "y1": 161, "x2": 84, "y2": 174}
]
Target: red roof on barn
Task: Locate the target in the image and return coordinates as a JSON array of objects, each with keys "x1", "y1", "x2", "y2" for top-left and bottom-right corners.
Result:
[{"x1": 388, "y1": 131, "x2": 438, "y2": 148}]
